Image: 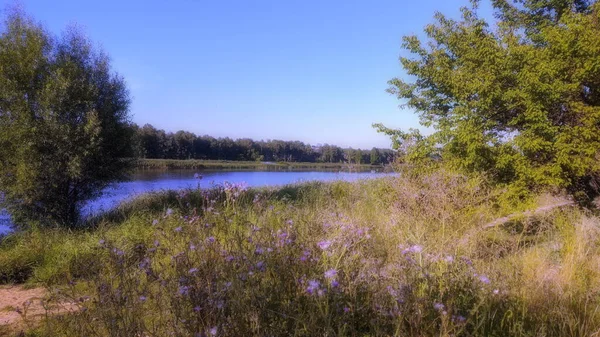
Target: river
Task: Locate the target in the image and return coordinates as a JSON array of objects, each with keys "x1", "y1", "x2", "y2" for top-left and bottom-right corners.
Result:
[{"x1": 0, "y1": 169, "x2": 391, "y2": 235}]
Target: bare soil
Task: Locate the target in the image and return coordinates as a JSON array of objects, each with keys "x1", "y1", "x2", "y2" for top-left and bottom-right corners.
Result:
[{"x1": 0, "y1": 285, "x2": 77, "y2": 335}]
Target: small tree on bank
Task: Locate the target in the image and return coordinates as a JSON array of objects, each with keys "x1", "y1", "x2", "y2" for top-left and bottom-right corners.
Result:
[
  {"x1": 0, "y1": 9, "x2": 133, "y2": 227},
  {"x1": 378, "y1": 0, "x2": 600, "y2": 205}
]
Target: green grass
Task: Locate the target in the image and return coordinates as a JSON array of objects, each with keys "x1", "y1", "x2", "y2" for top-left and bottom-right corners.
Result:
[
  {"x1": 2, "y1": 170, "x2": 600, "y2": 336},
  {"x1": 134, "y1": 158, "x2": 383, "y2": 171}
]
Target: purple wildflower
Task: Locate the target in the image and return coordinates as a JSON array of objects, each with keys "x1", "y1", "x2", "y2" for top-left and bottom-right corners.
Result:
[
  {"x1": 479, "y1": 275, "x2": 491, "y2": 284},
  {"x1": 206, "y1": 236, "x2": 216, "y2": 244},
  {"x1": 98, "y1": 239, "x2": 105, "y2": 246},
  {"x1": 409, "y1": 245, "x2": 423, "y2": 253},
  {"x1": 318, "y1": 240, "x2": 332, "y2": 250},
  {"x1": 178, "y1": 286, "x2": 190, "y2": 296},
  {"x1": 139, "y1": 296, "x2": 147, "y2": 302},
  {"x1": 165, "y1": 208, "x2": 173, "y2": 216},
  {"x1": 306, "y1": 279, "x2": 321, "y2": 295},
  {"x1": 324, "y1": 269, "x2": 337, "y2": 280},
  {"x1": 299, "y1": 250, "x2": 310, "y2": 262},
  {"x1": 209, "y1": 327, "x2": 217, "y2": 336},
  {"x1": 189, "y1": 268, "x2": 199, "y2": 274},
  {"x1": 152, "y1": 219, "x2": 159, "y2": 226},
  {"x1": 433, "y1": 303, "x2": 445, "y2": 311},
  {"x1": 174, "y1": 227, "x2": 182, "y2": 233}
]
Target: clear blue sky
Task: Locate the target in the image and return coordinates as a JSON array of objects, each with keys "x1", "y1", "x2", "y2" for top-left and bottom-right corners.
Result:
[{"x1": 2, "y1": 0, "x2": 493, "y2": 149}]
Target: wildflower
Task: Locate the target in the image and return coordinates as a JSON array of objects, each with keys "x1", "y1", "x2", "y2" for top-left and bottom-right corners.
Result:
[
  {"x1": 331, "y1": 280, "x2": 339, "y2": 288},
  {"x1": 194, "y1": 306, "x2": 201, "y2": 312},
  {"x1": 324, "y1": 269, "x2": 337, "y2": 280},
  {"x1": 299, "y1": 250, "x2": 310, "y2": 262},
  {"x1": 306, "y1": 279, "x2": 321, "y2": 295},
  {"x1": 453, "y1": 315, "x2": 467, "y2": 323},
  {"x1": 256, "y1": 261, "x2": 266, "y2": 271},
  {"x1": 343, "y1": 307, "x2": 350, "y2": 313},
  {"x1": 209, "y1": 327, "x2": 218, "y2": 336},
  {"x1": 139, "y1": 296, "x2": 147, "y2": 302},
  {"x1": 138, "y1": 258, "x2": 151, "y2": 270},
  {"x1": 189, "y1": 268, "x2": 199, "y2": 274},
  {"x1": 206, "y1": 236, "x2": 216, "y2": 244},
  {"x1": 152, "y1": 219, "x2": 159, "y2": 226},
  {"x1": 165, "y1": 208, "x2": 173, "y2": 216},
  {"x1": 174, "y1": 227, "x2": 183, "y2": 233},
  {"x1": 255, "y1": 247, "x2": 264, "y2": 255},
  {"x1": 479, "y1": 275, "x2": 490, "y2": 284},
  {"x1": 98, "y1": 239, "x2": 105, "y2": 246},
  {"x1": 444, "y1": 255, "x2": 454, "y2": 263},
  {"x1": 178, "y1": 286, "x2": 190, "y2": 296},
  {"x1": 154, "y1": 240, "x2": 160, "y2": 247},
  {"x1": 189, "y1": 243, "x2": 197, "y2": 251},
  {"x1": 318, "y1": 240, "x2": 332, "y2": 250},
  {"x1": 433, "y1": 302, "x2": 445, "y2": 311},
  {"x1": 493, "y1": 289, "x2": 499, "y2": 294},
  {"x1": 286, "y1": 219, "x2": 294, "y2": 225},
  {"x1": 409, "y1": 245, "x2": 423, "y2": 253},
  {"x1": 460, "y1": 256, "x2": 473, "y2": 266}
]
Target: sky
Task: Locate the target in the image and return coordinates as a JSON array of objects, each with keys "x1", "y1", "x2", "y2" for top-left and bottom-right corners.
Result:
[{"x1": 1, "y1": 0, "x2": 494, "y2": 149}]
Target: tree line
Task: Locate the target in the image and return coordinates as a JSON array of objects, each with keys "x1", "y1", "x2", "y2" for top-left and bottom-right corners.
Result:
[{"x1": 130, "y1": 123, "x2": 395, "y2": 165}]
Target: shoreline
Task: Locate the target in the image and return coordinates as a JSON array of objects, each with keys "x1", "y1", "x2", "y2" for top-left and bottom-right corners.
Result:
[{"x1": 133, "y1": 158, "x2": 388, "y2": 171}]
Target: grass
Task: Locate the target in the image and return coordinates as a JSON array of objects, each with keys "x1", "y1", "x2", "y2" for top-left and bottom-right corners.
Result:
[
  {"x1": 134, "y1": 158, "x2": 383, "y2": 171},
  {"x1": 1, "y1": 169, "x2": 600, "y2": 336}
]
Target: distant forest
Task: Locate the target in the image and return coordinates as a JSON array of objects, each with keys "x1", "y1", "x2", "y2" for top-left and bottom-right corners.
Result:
[{"x1": 131, "y1": 124, "x2": 395, "y2": 165}]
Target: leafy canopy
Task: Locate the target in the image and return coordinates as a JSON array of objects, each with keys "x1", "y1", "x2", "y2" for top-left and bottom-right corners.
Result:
[
  {"x1": 0, "y1": 8, "x2": 133, "y2": 227},
  {"x1": 378, "y1": 0, "x2": 600, "y2": 203}
]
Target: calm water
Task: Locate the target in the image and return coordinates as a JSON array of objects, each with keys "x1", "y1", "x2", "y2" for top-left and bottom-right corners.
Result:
[{"x1": 0, "y1": 169, "x2": 391, "y2": 235}]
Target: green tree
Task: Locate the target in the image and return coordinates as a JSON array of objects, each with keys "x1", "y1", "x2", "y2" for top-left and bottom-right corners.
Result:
[
  {"x1": 379, "y1": 0, "x2": 600, "y2": 204},
  {"x1": 0, "y1": 9, "x2": 133, "y2": 227},
  {"x1": 370, "y1": 148, "x2": 382, "y2": 165}
]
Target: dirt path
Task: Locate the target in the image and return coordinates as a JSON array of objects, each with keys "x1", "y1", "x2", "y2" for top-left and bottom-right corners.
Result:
[{"x1": 0, "y1": 286, "x2": 47, "y2": 328}]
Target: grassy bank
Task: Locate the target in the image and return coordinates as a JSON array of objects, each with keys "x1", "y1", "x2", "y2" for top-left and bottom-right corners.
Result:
[
  {"x1": 1, "y1": 171, "x2": 600, "y2": 336},
  {"x1": 134, "y1": 158, "x2": 382, "y2": 171}
]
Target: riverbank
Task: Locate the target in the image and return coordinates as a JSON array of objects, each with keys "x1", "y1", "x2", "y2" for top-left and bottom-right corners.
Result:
[
  {"x1": 1, "y1": 172, "x2": 599, "y2": 336},
  {"x1": 134, "y1": 158, "x2": 383, "y2": 171}
]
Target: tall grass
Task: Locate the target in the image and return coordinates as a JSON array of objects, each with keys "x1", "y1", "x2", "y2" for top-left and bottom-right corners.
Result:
[{"x1": 3, "y1": 170, "x2": 600, "y2": 336}]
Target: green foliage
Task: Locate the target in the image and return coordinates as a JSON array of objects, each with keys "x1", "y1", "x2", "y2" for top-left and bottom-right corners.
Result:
[
  {"x1": 380, "y1": 0, "x2": 600, "y2": 204},
  {"x1": 0, "y1": 8, "x2": 133, "y2": 227}
]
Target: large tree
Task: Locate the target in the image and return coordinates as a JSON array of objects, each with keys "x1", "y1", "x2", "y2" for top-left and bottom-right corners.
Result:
[
  {"x1": 379, "y1": 0, "x2": 600, "y2": 203},
  {"x1": 0, "y1": 9, "x2": 133, "y2": 227}
]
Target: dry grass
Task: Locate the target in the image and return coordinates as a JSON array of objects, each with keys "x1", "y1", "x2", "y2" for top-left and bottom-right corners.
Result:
[{"x1": 2, "y1": 169, "x2": 599, "y2": 336}]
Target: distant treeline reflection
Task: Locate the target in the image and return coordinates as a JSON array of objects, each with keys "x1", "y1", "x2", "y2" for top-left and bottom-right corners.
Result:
[{"x1": 131, "y1": 124, "x2": 395, "y2": 164}]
